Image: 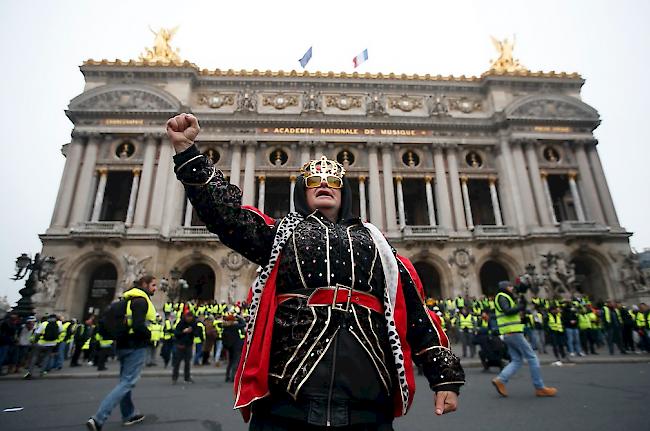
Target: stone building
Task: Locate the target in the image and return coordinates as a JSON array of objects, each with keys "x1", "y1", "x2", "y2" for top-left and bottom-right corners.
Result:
[{"x1": 37, "y1": 48, "x2": 639, "y2": 318}]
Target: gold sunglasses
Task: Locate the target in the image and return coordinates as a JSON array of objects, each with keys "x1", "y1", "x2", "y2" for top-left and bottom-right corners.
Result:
[{"x1": 305, "y1": 174, "x2": 343, "y2": 189}]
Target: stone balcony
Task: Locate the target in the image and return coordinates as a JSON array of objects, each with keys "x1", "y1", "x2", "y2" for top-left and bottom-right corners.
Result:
[
  {"x1": 402, "y1": 225, "x2": 448, "y2": 239},
  {"x1": 70, "y1": 221, "x2": 126, "y2": 238},
  {"x1": 472, "y1": 225, "x2": 517, "y2": 238},
  {"x1": 559, "y1": 221, "x2": 610, "y2": 235},
  {"x1": 170, "y1": 226, "x2": 218, "y2": 241}
]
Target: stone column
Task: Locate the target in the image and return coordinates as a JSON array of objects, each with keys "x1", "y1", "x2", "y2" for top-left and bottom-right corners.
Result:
[
  {"x1": 149, "y1": 142, "x2": 173, "y2": 229},
  {"x1": 257, "y1": 175, "x2": 266, "y2": 212},
  {"x1": 488, "y1": 176, "x2": 504, "y2": 226},
  {"x1": 395, "y1": 176, "x2": 406, "y2": 229},
  {"x1": 381, "y1": 143, "x2": 398, "y2": 233},
  {"x1": 511, "y1": 141, "x2": 539, "y2": 226},
  {"x1": 497, "y1": 132, "x2": 526, "y2": 233},
  {"x1": 524, "y1": 141, "x2": 552, "y2": 226},
  {"x1": 574, "y1": 142, "x2": 606, "y2": 223},
  {"x1": 300, "y1": 141, "x2": 311, "y2": 165},
  {"x1": 446, "y1": 146, "x2": 467, "y2": 231},
  {"x1": 367, "y1": 143, "x2": 384, "y2": 230},
  {"x1": 432, "y1": 146, "x2": 453, "y2": 230},
  {"x1": 90, "y1": 167, "x2": 108, "y2": 222},
  {"x1": 51, "y1": 136, "x2": 84, "y2": 227},
  {"x1": 424, "y1": 175, "x2": 437, "y2": 226},
  {"x1": 568, "y1": 171, "x2": 586, "y2": 222},
  {"x1": 229, "y1": 140, "x2": 243, "y2": 188},
  {"x1": 289, "y1": 175, "x2": 296, "y2": 213},
  {"x1": 587, "y1": 142, "x2": 620, "y2": 226},
  {"x1": 69, "y1": 135, "x2": 100, "y2": 224},
  {"x1": 358, "y1": 176, "x2": 368, "y2": 221},
  {"x1": 242, "y1": 141, "x2": 256, "y2": 206},
  {"x1": 184, "y1": 197, "x2": 193, "y2": 227},
  {"x1": 161, "y1": 165, "x2": 185, "y2": 236},
  {"x1": 125, "y1": 168, "x2": 141, "y2": 226},
  {"x1": 540, "y1": 171, "x2": 558, "y2": 224},
  {"x1": 133, "y1": 135, "x2": 157, "y2": 227},
  {"x1": 460, "y1": 175, "x2": 474, "y2": 229}
]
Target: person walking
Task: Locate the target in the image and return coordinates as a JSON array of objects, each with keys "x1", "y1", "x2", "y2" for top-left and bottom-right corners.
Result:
[
  {"x1": 172, "y1": 311, "x2": 199, "y2": 384},
  {"x1": 221, "y1": 313, "x2": 245, "y2": 383},
  {"x1": 491, "y1": 280, "x2": 557, "y2": 398},
  {"x1": 24, "y1": 314, "x2": 61, "y2": 379},
  {"x1": 86, "y1": 275, "x2": 158, "y2": 431}
]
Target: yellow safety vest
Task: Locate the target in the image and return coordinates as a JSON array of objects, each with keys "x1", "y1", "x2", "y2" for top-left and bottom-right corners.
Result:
[
  {"x1": 495, "y1": 292, "x2": 524, "y2": 334},
  {"x1": 123, "y1": 288, "x2": 157, "y2": 338},
  {"x1": 578, "y1": 313, "x2": 592, "y2": 330},
  {"x1": 548, "y1": 313, "x2": 564, "y2": 333},
  {"x1": 459, "y1": 314, "x2": 475, "y2": 330},
  {"x1": 194, "y1": 321, "x2": 206, "y2": 344}
]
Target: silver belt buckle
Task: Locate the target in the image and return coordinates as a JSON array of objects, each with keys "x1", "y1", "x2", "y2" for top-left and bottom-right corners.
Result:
[{"x1": 331, "y1": 283, "x2": 352, "y2": 312}]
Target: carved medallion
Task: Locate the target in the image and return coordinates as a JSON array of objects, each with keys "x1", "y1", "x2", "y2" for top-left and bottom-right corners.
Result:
[
  {"x1": 198, "y1": 92, "x2": 235, "y2": 109},
  {"x1": 389, "y1": 95, "x2": 423, "y2": 112},
  {"x1": 325, "y1": 94, "x2": 362, "y2": 111},
  {"x1": 262, "y1": 93, "x2": 298, "y2": 110}
]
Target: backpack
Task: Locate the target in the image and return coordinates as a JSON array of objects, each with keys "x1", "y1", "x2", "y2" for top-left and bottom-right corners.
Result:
[
  {"x1": 97, "y1": 299, "x2": 130, "y2": 340},
  {"x1": 42, "y1": 321, "x2": 60, "y2": 341}
]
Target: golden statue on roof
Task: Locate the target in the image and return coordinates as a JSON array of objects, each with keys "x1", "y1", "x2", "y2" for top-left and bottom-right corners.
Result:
[
  {"x1": 139, "y1": 26, "x2": 181, "y2": 63},
  {"x1": 489, "y1": 35, "x2": 527, "y2": 73}
]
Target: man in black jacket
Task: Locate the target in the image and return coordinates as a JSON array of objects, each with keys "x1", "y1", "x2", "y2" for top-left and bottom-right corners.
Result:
[
  {"x1": 86, "y1": 275, "x2": 157, "y2": 431},
  {"x1": 221, "y1": 314, "x2": 245, "y2": 383},
  {"x1": 172, "y1": 311, "x2": 200, "y2": 384}
]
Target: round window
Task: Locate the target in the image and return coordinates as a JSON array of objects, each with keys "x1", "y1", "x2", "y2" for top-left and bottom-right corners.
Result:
[
  {"x1": 336, "y1": 150, "x2": 355, "y2": 166},
  {"x1": 116, "y1": 141, "x2": 135, "y2": 159},
  {"x1": 465, "y1": 151, "x2": 483, "y2": 168},
  {"x1": 401, "y1": 150, "x2": 420, "y2": 167}
]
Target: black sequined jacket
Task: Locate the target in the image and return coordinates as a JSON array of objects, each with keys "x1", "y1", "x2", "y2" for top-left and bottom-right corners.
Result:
[{"x1": 173, "y1": 145, "x2": 464, "y2": 425}]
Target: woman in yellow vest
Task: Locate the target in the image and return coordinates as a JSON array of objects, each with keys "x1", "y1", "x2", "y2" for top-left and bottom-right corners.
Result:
[{"x1": 547, "y1": 305, "x2": 567, "y2": 364}]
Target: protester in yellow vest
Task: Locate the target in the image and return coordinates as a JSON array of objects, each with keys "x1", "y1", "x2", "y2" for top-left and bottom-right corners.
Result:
[{"x1": 492, "y1": 280, "x2": 557, "y2": 398}]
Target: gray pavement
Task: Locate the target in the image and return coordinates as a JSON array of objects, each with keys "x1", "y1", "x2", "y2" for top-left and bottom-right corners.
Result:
[{"x1": 1, "y1": 362, "x2": 649, "y2": 430}]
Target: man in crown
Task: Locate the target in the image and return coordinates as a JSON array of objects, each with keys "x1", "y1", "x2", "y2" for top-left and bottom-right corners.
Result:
[{"x1": 167, "y1": 113, "x2": 464, "y2": 430}]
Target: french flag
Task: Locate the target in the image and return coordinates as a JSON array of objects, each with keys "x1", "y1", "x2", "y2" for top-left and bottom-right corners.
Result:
[{"x1": 353, "y1": 49, "x2": 368, "y2": 68}]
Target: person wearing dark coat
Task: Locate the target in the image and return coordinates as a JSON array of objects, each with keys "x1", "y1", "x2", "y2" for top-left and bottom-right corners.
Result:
[{"x1": 172, "y1": 312, "x2": 200, "y2": 384}]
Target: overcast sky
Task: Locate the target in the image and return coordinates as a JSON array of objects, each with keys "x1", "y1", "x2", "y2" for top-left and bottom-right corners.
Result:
[{"x1": 0, "y1": 0, "x2": 648, "y2": 306}]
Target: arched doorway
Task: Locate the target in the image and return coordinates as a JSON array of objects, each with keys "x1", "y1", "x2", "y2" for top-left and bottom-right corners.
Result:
[
  {"x1": 84, "y1": 262, "x2": 118, "y2": 318},
  {"x1": 413, "y1": 261, "x2": 442, "y2": 299},
  {"x1": 181, "y1": 264, "x2": 216, "y2": 301},
  {"x1": 571, "y1": 256, "x2": 608, "y2": 302},
  {"x1": 479, "y1": 260, "x2": 510, "y2": 297}
]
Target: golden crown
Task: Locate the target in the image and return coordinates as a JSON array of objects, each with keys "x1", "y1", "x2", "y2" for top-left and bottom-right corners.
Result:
[{"x1": 300, "y1": 156, "x2": 346, "y2": 179}]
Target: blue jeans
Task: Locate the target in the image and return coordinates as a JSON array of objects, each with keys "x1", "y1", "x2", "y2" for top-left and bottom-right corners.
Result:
[
  {"x1": 193, "y1": 342, "x2": 203, "y2": 365},
  {"x1": 93, "y1": 348, "x2": 146, "y2": 426},
  {"x1": 497, "y1": 333, "x2": 545, "y2": 389},
  {"x1": 565, "y1": 328, "x2": 582, "y2": 355}
]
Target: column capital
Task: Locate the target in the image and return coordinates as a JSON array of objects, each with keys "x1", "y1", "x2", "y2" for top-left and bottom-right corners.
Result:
[
  {"x1": 568, "y1": 170, "x2": 578, "y2": 180},
  {"x1": 379, "y1": 141, "x2": 394, "y2": 150},
  {"x1": 258, "y1": 175, "x2": 266, "y2": 182},
  {"x1": 540, "y1": 170, "x2": 548, "y2": 179},
  {"x1": 445, "y1": 143, "x2": 460, "y2": 151},
  {"x1": 358, "y1": 175, "x2": 366, "y2": 183},
  {"x1": 132, "y1": 167, "x2": 142, "y2": 176},
  {"x1": 230, "y1": 139, "x2": 245, "y2": 147},
  {"x1": 97, "y1": 167, "x2": 109, "y2": 176},
  {"x1": 366, "y1": 141, "x2": 382, "y2": 150},
  {"x1": 460, "y1": 174, "x2": 469, "y2": 183},
  {"x1": 424, "y1": 175, "x2": 433, "y2": 183},
  {"x1": 289, "y1": 175, "x2": 297, "y2": 182},
  {"x1": 488, "y1": 175, "x2": 498, "y2": 185},
  {"x1": 395, "y1": 175, "x2": 402, "y2": 182},
  {"x1": 143, "y1": 132, "x2": 163, "y2": 141},
  {"x1": 70, "y1": 129, "x2": 89, "y2": 139},
  {"x1": 244, "y1": 140, "x2": 257, "y2": 147}
]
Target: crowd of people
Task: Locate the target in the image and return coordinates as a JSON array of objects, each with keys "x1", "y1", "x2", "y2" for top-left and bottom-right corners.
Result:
[
  {"x1": 424, "y1": 290, "x2": 650, "y2": 369},
  {"x1": 0, "y1": 299, "x2": 249, "y2": 382}
]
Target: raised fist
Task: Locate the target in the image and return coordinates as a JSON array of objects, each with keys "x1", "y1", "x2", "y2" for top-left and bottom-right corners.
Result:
[{"x1": 166, "y1": 113, "x2": 200, "y2": 153}]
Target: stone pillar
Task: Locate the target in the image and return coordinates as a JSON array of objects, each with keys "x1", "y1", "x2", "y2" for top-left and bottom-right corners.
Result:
[
  {"x1": 358, "y1": 176, "x2": 368, "y2": 221},
  {"x1": 184, "y1": 197, "x2": 193, "y2": 227},
  {"x1": 488, "y1": 176, "x2": 504, "y2": 226},
  {"x1": 90, "y1": 167, "x2": 108, "y2": 222},
  {"x1": 540, "y1": 171, "x2": 558, "y2": 224},
  {"x1": 125, "y1": 168, "x2": 141, "y2": 226},
  {"x1": 242, "y1": 141, "x2": 256, "y2": 206},
  {"x1": 568, "y1": 171, "x2": 586, "y2": 222},
  {"x1": 424, "y1": 175, "x2": 437, "y2": 226},
  {"x1": 161, "y1": 165, "x2": 185, "y2": 236},
  {"x1": 395, "y1": 176, "x2": 406, "y2": 229},
  {"x1": 149, "y1": 142, "x2": 173, "y2": 229},
  {"x1": 257, "y1": 175, "x2": 266, "y2": 212},
  {"x1": 133, "y1": 135, "x2": 157, "y2": 227},
  {"x1": 229, "y1": 140, "x2": 243, "y2": 188},
  {"x1": 367, "y1": 143, "x2": 384, "y2": 230},
  {"x1": 289, "y1": 175, "x2": 296, "y2": 213},
  {"x1": 524, "y1": 141, "x2": 552, "y2": 226},
  {"x1": 460, "y1": 175, "x2": 474, "y2": 229},
  {"x1": 300, "y1": 141, "x2": 311, "y2": 165},
  {"x1": 511, "y1": 141, "x2": 539, "y2": 226},
  {"x1": 446, "y1": 146, "x2": 467, "y2": 231},
  {"x1": 381, "y1": 143, "x2": 398, "y2": 233},
  {"x1": 432, "y1": 146, "x2": 453, "y2": 230},
  {"x1": 69, "y1": 135, "x2": 100, "y2": 224},
  {"x1": 587, "y1": 142, "x2": 620, "y2": 227},
  {"x1": 574, "y1": 142, "x2": 606, "y2": 223},
  {"x1": 497, "y1": 132, "x2": 526, "y2": 233},
  {"x1": 51, "y1": 136, "x2": 84, "y2": 227}
]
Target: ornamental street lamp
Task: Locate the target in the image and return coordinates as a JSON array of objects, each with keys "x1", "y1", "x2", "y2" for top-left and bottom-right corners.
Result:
[{"x1": 11, "y1": 253, "x2": 56, "y2": 318}]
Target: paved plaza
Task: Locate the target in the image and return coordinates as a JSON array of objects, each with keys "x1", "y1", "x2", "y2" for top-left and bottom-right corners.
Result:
[{"x1": 1, "y1": 361, "x2": 648, "y2": 430}]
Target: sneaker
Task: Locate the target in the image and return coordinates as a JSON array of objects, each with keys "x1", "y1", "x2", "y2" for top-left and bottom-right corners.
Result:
[
  {"x1": 123, "y1": 414, "x2": 145, "y2": 426},
  {"x1": 535, "y1": 386, "x2": 558, "y2": 397},
  {"x1": 569, "y1": 352, "x2": 576, "y2": 357},
  {"x1": 551, "y1": 360, "x2": 563, "y2": 366},
  {"x1": 22, "y1": 372, "x2": 32, "y2": 380},
  {"x1": 184, "y1": 378, "x2": 195, "y2": 384},
  {"x1": 578, "y1": 352, "x2": 586, "y2": 357},
  {"x1": 491, "y1": 378, "x2": 508, "y2": 397},
  {"x1": 86, "y1": 417, "x2": 102, "y2": 431}
]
